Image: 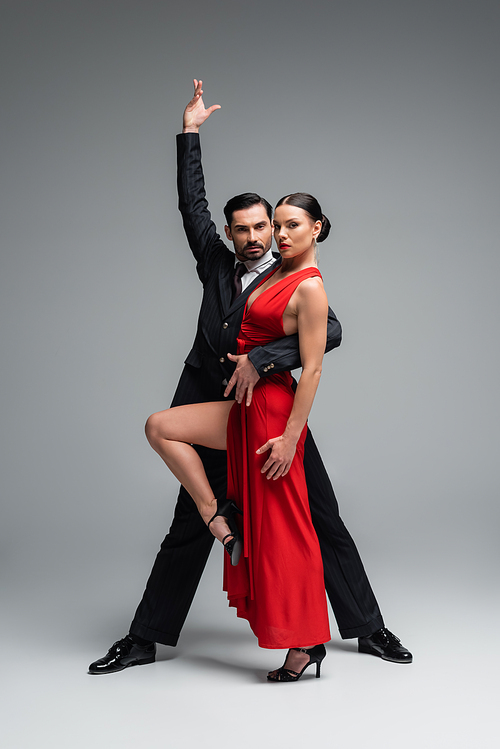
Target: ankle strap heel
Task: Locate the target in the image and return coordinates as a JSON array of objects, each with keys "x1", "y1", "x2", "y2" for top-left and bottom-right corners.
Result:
[{"x1": 267, "y1": 643, "x2": 327, "y2": 682}]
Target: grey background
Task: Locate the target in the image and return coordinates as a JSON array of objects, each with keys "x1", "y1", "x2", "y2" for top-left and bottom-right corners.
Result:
[{"x1": 1, "y1": 1, "x2": 499, "y2": 747}]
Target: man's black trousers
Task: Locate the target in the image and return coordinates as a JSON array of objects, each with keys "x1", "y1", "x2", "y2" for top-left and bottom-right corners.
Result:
[{"x1": 130, "y1": 430, "x2": 384, "y2": 645}]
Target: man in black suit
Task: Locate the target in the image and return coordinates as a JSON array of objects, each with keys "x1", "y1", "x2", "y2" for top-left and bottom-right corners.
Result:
[{"x1": 89, "y1": 80, "x2": 411, "y2": 674}]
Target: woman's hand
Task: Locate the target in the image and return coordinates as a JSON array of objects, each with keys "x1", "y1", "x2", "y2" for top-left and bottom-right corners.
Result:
[
  {"x1": 256, "y1": 434, "x2": 298, "y2": 480},
  {"x1": 183, "y1": 79, "x2": 221, "y2": 133}
]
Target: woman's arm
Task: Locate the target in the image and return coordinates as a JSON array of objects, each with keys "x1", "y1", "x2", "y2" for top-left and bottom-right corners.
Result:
[
  {"x1": 257, "y1": 277, "x2": 328, "y2": 479},
  {"x1": 246, "y1": 304, "x2": 340, "y2": 378},
  {"x1": 225, "y1": 305, "x2": 341, "y2": 406}
]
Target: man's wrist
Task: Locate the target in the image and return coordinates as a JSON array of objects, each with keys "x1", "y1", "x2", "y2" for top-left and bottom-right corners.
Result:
[
  {"x1": 247, "y1": 348, "x2": 266, "y2": 378},
  {"x1": 182, "y1": 126, "x2": 200, "y2": 134}
]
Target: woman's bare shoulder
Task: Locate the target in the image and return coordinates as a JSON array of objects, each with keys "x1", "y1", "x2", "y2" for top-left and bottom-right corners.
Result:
[
  {"x1": 286, "y1": 274, "x2": 328, "y2": 317},
  {"x1": 295, "y1": 275, "x2": 327, "y2": 303}
]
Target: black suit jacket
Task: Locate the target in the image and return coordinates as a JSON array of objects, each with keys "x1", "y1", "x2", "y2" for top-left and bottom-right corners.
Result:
[{"x1": 171, "y1": 133, "x2": 342, "y2": 407}]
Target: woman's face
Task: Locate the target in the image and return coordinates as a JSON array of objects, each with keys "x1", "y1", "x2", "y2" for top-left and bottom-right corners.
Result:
[{"x1": 273, "y1": 204, "x2": 321, "y2": 259}]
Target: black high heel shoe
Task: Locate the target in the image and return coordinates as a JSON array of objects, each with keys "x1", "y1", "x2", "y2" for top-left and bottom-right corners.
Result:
[
  {"x1": 207, "y1": 500, "x2": 243, "y2": 566},
  {"x1": 267, "y1": 643, "x2": 326, "y2": 682}
]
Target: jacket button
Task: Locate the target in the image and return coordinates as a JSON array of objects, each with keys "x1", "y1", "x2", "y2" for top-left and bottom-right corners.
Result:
[
  {"x1": 222, "y1": 322, "x2": 228, "y2": 329},
  {"x1": 263, "y1": 366, "x2": 268, "y2": 372},
  {"x1": 270, "y1": 363, "x2": 274, "y2": 368},
  {"x1": 219, "y1": 357, "x2": 225, "y2": 363}
]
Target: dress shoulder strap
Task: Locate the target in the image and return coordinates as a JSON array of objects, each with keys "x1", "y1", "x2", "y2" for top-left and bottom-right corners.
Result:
[
  {"x1": 279, "y1": 267, "x2": 322, "y2": 292},
  {"x1": 270, "y1": 267, "x2": 323, "y2": 318}
]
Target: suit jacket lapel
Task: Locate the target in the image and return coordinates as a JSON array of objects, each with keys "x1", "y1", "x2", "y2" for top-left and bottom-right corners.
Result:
[
  {"x1": 226, "y1": 260, "x2": 280, "y2": 316},
  {"x1": 219, "y1": 258, "x2": 236, "y2": 316}
]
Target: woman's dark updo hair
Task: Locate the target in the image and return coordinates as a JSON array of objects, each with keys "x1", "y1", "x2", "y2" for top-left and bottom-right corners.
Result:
[{"x1": 275, "y1": 192, "x2": 331, "y2": 243}]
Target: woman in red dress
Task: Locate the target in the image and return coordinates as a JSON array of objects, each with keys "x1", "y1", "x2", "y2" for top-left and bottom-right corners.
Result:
[{"x1": 146, "y1": 193, "x2": 332, "y2": 681}]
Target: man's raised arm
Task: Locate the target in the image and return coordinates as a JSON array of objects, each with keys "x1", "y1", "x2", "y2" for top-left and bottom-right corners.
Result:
[{"x1": 177, "y1": 79, "x2": 224, "y2": 278}]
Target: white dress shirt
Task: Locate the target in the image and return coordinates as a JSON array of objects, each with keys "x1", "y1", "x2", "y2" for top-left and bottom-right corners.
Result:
[{"x1": 235, "y1": 249, "x2": 276, "y2": 293}]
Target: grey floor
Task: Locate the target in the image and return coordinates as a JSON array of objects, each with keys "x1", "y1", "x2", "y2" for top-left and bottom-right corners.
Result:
[{"x1": 3, "y1": 552, "x2": 497, "y2": 749}]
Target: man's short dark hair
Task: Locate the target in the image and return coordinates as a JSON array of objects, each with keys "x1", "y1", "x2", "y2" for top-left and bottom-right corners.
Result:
[{"x1": 223, "y1": 193, "x2": 273, "y2": 227}]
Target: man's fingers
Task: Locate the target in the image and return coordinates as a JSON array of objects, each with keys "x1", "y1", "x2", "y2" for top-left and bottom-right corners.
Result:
[
  {"x1": 235, "y1": 380, "x2": 245, "y2": 404},
  {"x1": 246, "y1": 383, "x2": 254, "y2": 407},
  {"x1": 224, "y1": 377, "x2": 235, "y2": 397},
  {"x1": 207, "y1": 105, "x2": 221, "y2": 114},
  {"x1": 235, "y1": 374, "x2": 247, "y2": 401}
]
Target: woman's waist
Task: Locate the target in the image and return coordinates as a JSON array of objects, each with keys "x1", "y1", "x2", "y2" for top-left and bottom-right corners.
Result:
[
  {"x1": 237, "y1": 339, "x2": 294, "y2": 383},
  {"x1": 237, "y1": 337, "x2": 285, "y2": 355}
]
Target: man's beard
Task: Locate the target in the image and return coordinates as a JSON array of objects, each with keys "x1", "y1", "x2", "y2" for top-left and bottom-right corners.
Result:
[{"x1": 239, "y1": 242, "x2": 267, "y2": 259}]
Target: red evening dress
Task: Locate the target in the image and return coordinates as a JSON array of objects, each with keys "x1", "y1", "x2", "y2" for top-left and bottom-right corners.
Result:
[{"x1": 224, "y1": 267, "x2": 331, "y2": 649}]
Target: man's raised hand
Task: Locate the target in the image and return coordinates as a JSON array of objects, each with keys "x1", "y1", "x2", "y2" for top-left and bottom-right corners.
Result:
[{"x1": 183, "y1": 79, "x2": 221, "y2": 133}]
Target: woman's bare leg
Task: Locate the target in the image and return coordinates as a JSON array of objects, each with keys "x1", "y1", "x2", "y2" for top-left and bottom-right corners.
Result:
[
  {"x1": 145, "y1": 401, "x2": 235, "y2": 543},
  {"x1": 148, "y1": 402, "x2": 324, "y2": 664}
]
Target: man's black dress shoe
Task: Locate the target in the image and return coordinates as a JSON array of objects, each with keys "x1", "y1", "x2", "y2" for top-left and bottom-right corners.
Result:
[
  {"x1": 88, "y1": 635, "x2": 156, "y2": 674},
  {"x1": 358, "y1": 628, "x2": 413, "y2": 663}
]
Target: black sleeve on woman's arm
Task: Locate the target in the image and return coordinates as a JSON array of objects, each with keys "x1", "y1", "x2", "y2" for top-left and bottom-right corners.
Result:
[{"x1": 248, "y1": 307, "x2": 342, "y2": 377}]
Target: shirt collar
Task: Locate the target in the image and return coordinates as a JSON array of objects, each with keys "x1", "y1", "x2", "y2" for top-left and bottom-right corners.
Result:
[{"x1": 235, "y1": 249, "x2": 275, "y2": 273}]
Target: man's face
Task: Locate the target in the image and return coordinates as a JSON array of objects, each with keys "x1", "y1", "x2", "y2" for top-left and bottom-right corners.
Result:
[{"x1": 224, "y1": 204, "x2": 273, "y2": 262}]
